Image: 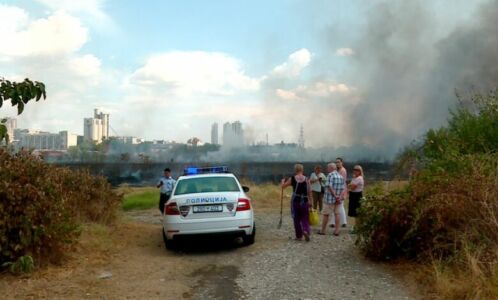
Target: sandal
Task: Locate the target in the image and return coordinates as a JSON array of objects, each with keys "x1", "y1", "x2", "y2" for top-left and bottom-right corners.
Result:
[
  {"x1": 303, "y1": 232, "x2": 310, "y2": 242},
  {"x1": 317, "y1": 231, "x2": 326, "y2": 235}
]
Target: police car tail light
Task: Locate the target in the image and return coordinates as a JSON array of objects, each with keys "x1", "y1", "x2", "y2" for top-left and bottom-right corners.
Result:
[
  {"x1": 236, "y1": 198, "x2": 251, "y2": 211},
  {"x1": 165, "y1": 202, "x2": 180, "y2": 215}
]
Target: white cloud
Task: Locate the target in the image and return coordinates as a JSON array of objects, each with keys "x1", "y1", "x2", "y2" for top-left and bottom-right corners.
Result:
[
  {"x1": 35, "y1": 0, "x2": 108, "y2": 21},
  {"x1": 0, "y1": 8, "x2": 88, "y2": 57},
  {"x1": 276, "y1": 89, "x2": 303, "y2": 101},
  {"x1": 272, "y1": 48, "x2": 312, "y2": 78},
  {"x1": 336, "y1": 48, "x2": 354, "y2": 56},
  {"x1": 303, "y1": 81, "x2": 351, "y2": 96},
  {"x1": 129, "y1": 51, "x2": 260, "y2": 97},
  {"x1": 275, "y1": 81, "x2": 352, "y2": 102},
  {"x1": 68, "y1": 54, "x2": 101, "y2": 77},
  {"x1": 0, "y1": 5, "x2": 28, "y2": 34},
  {"x1": 0, "y1": 5, "x2": 110, "y2": 137}
]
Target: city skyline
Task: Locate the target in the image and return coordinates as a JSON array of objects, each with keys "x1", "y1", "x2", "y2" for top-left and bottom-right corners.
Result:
[
  {"x1": 4, "y1": 109, "x2": 306, "y2": 151},
  {"x1": 1, "y1": 1, "x2": 495, "y2": 158}
]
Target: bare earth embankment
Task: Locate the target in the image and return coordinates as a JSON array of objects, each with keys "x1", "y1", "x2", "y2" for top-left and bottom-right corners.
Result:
[{"x1": 1, "y1": 202, "x2": 418, "y2": 299}]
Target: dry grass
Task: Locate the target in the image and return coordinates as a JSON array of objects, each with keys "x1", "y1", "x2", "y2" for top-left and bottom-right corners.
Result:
[{"x1": 242, "y1": 181, "x2": 291, "y2": 213}]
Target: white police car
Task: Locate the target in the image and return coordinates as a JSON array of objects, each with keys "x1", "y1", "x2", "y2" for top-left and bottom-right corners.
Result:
[{"x1": 162, "y1": 166, "x2": 255, "y2": 250}]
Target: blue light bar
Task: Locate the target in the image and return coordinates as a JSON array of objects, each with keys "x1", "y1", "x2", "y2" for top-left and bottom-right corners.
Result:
[{"x1": 183, "y1": 166, "x2": 228, "y2": 175}]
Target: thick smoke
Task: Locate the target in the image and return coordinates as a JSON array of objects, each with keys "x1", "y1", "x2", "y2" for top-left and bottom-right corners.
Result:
[
  {"x1": 343, "y1": 0, "x2": 498, "y2": 158},
  {"x1": 254, "y1": 0, "x2": 498, "y2": 161}
]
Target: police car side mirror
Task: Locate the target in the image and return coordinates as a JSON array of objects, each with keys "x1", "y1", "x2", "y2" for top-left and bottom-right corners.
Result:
[{"x1": 242, "y1": 186, "x2": 250, "y2": 193}]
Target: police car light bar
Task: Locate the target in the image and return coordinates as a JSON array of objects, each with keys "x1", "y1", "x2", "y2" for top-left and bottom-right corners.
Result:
[{"x1": 183, "y1": 166, "x2": 228, "y2": 175}]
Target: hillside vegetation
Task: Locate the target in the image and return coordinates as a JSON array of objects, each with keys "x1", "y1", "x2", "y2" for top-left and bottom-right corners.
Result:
[{"x1": 355, "y1": 89, "x2": 498, "y2": 299}]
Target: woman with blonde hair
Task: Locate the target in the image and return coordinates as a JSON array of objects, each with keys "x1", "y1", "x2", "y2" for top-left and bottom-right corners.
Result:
[
  {"x1": 281, "y1": 164, "x2": 313, "y2": 241},
  {"x1": 348, "y1": 165, "x2": 364, "y2": 220}
]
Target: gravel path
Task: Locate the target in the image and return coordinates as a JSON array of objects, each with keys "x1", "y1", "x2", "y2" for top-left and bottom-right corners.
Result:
[{"x1": 126, "y1": 210, "x2": 415, "y2": 300}]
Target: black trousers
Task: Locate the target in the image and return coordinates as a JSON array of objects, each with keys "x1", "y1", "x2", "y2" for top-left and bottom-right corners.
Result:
[
  {"x1": 159, "y1": 193, "x2": 171, "y2": 214},
  {"x1": 348, "y1": 191, "x2": 363, "y2": 217}
]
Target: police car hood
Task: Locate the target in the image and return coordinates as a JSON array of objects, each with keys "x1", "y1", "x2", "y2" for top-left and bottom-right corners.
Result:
[{"x1": 172, "y1": 191, "x2": 242, "y2": 206}]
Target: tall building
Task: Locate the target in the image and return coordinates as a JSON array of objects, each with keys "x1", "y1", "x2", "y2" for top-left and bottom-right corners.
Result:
[
  {"x1": 211, "y1": 122, "x2": 219, "y2": 145},
  {"x1": 222, "y1": 122, "x2": 232, "y2": 146},
  {"x1": 84, "y1": 118, "x2": 103, "y2": 142},
  {"x1": 222, "y1": 121, "x2": 244, "y2": 148},
  {"x1": 83, "y1": 109, "x2": 110, "y2": 143},
  {"x1": 232, "y1": 121, "x2": 242, "y2": 136},
  {"x1": 94, "y1": 109, "x2": 110, "y2": 139},
  {"x1": 231, "y1": 121, "x2": 244, "y2": 145}
]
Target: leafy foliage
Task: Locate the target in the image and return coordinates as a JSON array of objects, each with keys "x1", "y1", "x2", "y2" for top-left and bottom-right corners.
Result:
[
  {"x1": 0, "y1": 78, "x2": 46, "y2": 144},
  {"x1": 356, "y1": 88, "x2": 498, "y2": 298},
  {"x1": 0, "y1": 78, "x2": 46, "y2": 115},
  {"x1": 0, "y1": 118, "x2": 8, "y2": 145},
  {"x1": 0, "y1": 149, "x2": 122, "y2": 270},
  {"x1": 2, "y1": 255, "x2": 34, "y2": 274}
]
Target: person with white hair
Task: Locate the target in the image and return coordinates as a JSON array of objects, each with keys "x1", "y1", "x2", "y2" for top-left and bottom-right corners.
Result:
[{"x1": 318, "y1": 162, "x2": 346, "y2": 236}]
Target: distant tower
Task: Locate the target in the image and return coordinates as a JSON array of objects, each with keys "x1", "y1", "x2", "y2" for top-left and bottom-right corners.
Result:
[
  {"x1": 266, "y1": 133, "x2": 269, "y2": 146},
  {"x1": 211, "y1": 122, "x2": 219, "y2": 145},
  {"x1": 298, "y1": 125, "x2": 305, "y2": 148},
  {"x1": 232, "y1": 121, "x2": 244, "y2": 145},
  {"x1": 222, "y1": 122, "x2": 232, "y2": 146},
  {"x1": 83, "y1": 108, "x2": 109, "y2": 143}
]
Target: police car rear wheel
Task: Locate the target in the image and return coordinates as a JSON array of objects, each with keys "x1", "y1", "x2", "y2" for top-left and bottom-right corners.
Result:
[
  {"x1": 162, "y1": 229, "x2": 176, "y2": 250},
  {"x1": 242, "y1": 223, "x2": 256, "y2": 246}
]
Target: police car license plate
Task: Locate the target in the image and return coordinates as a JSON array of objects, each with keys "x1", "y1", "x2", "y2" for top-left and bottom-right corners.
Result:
[{"x1": 193, "y1": 205, "x2": 223, "y2": 213}]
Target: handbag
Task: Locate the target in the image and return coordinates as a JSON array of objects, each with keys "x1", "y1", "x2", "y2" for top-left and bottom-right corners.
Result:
[{"x1": 309, "y1": 209, "x2": 320, "y2": 226}]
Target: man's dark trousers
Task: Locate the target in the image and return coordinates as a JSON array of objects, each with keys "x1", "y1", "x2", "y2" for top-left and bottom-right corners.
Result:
[{"x1": 159, "y1": 193, "x2": 171, "y2": 214}]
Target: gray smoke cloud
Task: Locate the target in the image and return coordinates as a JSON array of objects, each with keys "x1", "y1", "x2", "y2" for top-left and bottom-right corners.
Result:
[
  {"x1": 342, "y1": 0, "x2": 498, "y2": 158},
  {"x1": 254, "y1": 0, "x2": 498, "y2": 161}
]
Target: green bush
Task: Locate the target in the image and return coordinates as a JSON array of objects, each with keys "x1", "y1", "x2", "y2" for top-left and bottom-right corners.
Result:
[
  {"x1": 356, "y1": 88, "x2": 498, "y2": 298},
  {"x1": 0, "y1": 149, "x2": 122, "y2": 269},
  {"x1": 356, "y1": 153, "x2": 498, "y2": 260}
]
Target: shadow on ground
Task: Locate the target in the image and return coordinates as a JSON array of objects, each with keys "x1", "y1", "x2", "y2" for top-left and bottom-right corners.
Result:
[{"x1": 165, "y1": 233, "x2": 248, "y2": 254}]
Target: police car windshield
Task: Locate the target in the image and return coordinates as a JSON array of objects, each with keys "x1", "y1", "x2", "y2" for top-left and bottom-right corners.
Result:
[{"x1": 174, "y1": 176, "x2": 240, "y2": 195}]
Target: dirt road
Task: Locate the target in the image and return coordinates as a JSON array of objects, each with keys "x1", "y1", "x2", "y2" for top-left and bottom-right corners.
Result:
[{"x1": 1, "y1": 209, "x2": 417, "y2": 299}]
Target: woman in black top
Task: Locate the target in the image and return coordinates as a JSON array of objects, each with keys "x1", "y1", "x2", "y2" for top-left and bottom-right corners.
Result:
[{"x1": 281, "y1": 164, "x2": 313, "y2": 241}]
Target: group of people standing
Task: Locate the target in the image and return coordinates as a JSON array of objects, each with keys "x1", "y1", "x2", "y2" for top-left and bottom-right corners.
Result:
[{"x1": 281, "y1": 158, "x2": 364, "y2": 241}]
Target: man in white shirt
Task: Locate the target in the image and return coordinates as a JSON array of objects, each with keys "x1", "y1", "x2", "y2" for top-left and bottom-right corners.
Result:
[
  {"x1": 157, "y1": 168, "x2": 176, "y2": 214},
  {"x1": 309, "y1": 165, "x2": 326, "y2": 212}
]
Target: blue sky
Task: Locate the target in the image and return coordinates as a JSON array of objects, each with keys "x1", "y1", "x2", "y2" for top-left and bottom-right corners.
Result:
[{"x1": 0, "y1": 0, "x2": 489, "y2": 152}]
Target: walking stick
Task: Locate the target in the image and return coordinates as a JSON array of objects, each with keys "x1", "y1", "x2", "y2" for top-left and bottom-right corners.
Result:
[{"x1": 277, "y1": 186, "x2": 283, "y2": 229}]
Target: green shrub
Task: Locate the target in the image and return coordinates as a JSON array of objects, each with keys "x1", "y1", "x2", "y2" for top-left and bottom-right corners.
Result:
[
  {"x1": 356, "y1": 89, "x2": 498, "y2": 298},
  {"x1": 2, "y1": 255, "x2": 34, "y2": 274},
  {"x1": 357, "y1": 153, "x2": 498, "y2": 260},
  {"x1": 0, "y1": 149, "x2": 122, "y2": 270}
]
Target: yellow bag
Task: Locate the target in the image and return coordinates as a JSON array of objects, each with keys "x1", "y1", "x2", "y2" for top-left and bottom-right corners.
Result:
[{"x1": 309, "y1": 209, "x2": 320, "y2": 226}]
